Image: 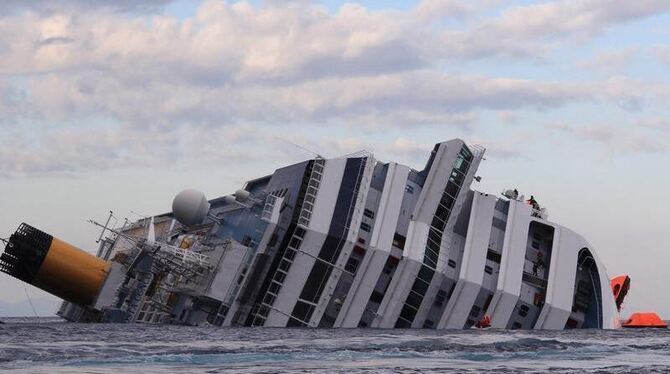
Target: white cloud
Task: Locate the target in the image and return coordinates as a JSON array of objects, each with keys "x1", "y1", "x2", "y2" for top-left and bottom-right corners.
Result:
[
  {"x1": 0, "y1": 0, "x2": 669, "y2": 177},
  {"x1": 577, "y1": 47, "x2": 639, "y2": 74},
  {"x1": 439, "y1": 0, "x2": 670, "y2": 59},
  {"x1": 654, "y1": 45, "x2": 670, "y2": 67},
  {"x1": 552, "y1": 122, "x2": 669, "y2": 155},
  {"x1": 0, "y1": 0, "x2": 172, "y2": 16}
]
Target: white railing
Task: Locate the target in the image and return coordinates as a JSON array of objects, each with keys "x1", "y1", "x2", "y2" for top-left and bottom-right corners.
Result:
[
  {"x1": 471, "y1": 144, "x2": 486, "y2": 159},
  {"x1": 155, "y1": 242, "x2": 213, "y2": 270}
]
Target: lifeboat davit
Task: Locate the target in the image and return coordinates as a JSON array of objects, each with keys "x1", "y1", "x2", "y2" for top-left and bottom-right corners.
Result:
[{"x1": 622, "y1": 312, "x2": 668, "y2": 328}]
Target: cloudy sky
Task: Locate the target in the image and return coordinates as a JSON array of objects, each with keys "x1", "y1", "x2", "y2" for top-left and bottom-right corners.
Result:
[{"x1": 0, "y1": 0, "x2": 669, "y2": 318}]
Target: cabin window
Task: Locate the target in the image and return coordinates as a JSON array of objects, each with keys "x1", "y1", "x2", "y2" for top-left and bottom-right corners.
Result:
[
  {"x1": 519, "y1": 304, "x2": 530, "y2": 317},
  {"x1": 370, "y1": 291, "x2": 384, "y2": 304},
  {"x1": 486, "y1": 249, "x2": 502, "y2": 263},
  {"x1": 360, "y1": 222, "x2": 371, "y2": 232},
  {"x1": 484, "y1": 265, "x2": 493, "y2": 274},
  {"x1": 393, "y1": 233, "x2": 406, "y2": 249},
  {"x1": 435, "y1": 290, "x2": 447, "y2": 306},
  {"x1": 353, "y1": 245, "x2": 366, "y2": 255},
  {"x1": 345, "y1": 258, "x2": 359, "y2": 274},
  {"x1": 363, "y1": 209, "x2": 375, "y2": 219},
  {"x1": 448, "y1": 259, "x2": 457, "y2": 268}
]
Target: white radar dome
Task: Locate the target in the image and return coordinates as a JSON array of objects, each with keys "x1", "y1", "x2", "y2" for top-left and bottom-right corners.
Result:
[{"x1": 172, "y1": 189, "x2": 211, "y2": 226}]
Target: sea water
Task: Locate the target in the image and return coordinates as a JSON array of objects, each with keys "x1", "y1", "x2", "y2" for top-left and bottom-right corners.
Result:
[{"x1": 1, "y1": 317, "x2": 669, "y2": 373}]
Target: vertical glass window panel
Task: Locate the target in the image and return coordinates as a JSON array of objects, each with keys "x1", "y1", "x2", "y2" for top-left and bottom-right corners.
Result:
[
  {"x1": 453, "y1": 156, "x2": 464, "y2": 170},
  {"x1": 431, "y1": 216, "x2": 446, "y2": 231},
  {"x1": 295, "y1": 227, "x2": 306, "y2": 237},
  {"x1": 258, "y1": 306, "x2": 269, "y2": 316},
  {"x1": 435, "y1": 203, "x2": 454, "y2": 222},
  {"x1": 450, "y1": 169, "x2": 465, "y2": 186},
  {"x1": 279, "y1": 259, "x2": 291, "y2": 271},
  {"x1": 417, "y1": 265, "x2": 435, "y2": 283},
  {"x1": 428, "y1": 226, "x2": 443, "y2": 241},
  {"x1": 459, "y1": 146, "x2": 473, "y2": 162},
  {"x1": 268, "y1": 282, "x2": 281, "y2": 294},
  {"x1": 411, "y1": 277, "x2": 430, "y2": 296},
  {"x1": 445, "y1": 182, "x2": 459, "y2": 198},
  {"x1": 285, "y1": 249, "x2": 296, "y2": 260},
  {"x1": 264, "y1": 294, "x2": 276, "y2": 305},
  {"x1": 395, "y1": 317, "x2": 412, "y2": 328},
  {"x1": 426, "y1": 236, "x2": 441, "y2": 252},
  {"x1": 399, "y1": 305, "x2": 418, "y2": 321},
  {"x1": 427, "y1": 229, "x2": 443, "y2": 249},
  {"x1": 425, "y1": 244, "x2": 441, "y2": 266},
  {"x1": 291, "y1": 301, "x2": 312, "y2": 322},
  {"x1": 406, "y1": 290, "x2": 424, "y2": 309},
  {"x1": 275, "y1": 271, "x2": 286, "y2": 283},
  {"x1": 289, "y1": 237, "x2": 302, "y2": 249},
  {"x1": 453, "y1": 156, "x2": 469, "y2": 174},
  {"x1": 424, "y1": 251, "x2": 438, "y2": 268}
]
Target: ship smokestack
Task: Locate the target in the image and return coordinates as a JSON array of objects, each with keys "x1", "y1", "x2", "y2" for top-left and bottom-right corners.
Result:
[{"x1": 0, "y1": 223, "x2": 111, "y2": 306}]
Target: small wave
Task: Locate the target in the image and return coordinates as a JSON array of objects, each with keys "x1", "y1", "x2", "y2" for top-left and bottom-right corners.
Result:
[{"x1": 1, "y1": 322, "x2": 669, "y2": 373}]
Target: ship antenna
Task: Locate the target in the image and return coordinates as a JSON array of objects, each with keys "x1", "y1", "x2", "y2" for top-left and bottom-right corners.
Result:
[{"x1": 276, "y1": 136, "x2": 325, "y2": 159}]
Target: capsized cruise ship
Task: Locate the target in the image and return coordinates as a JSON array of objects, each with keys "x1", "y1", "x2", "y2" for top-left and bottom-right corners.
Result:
[{"x1": 1, "y1": 139, "x2": 629, "y2": 329}]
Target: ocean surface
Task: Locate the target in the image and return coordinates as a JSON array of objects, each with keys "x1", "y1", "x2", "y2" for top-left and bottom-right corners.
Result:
[{"x1": 1, "y1": 317, "x2": 669, "y2": 373}]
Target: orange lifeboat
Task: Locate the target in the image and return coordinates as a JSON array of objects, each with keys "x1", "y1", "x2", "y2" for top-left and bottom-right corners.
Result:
[
  {"x1": 610, "y1": 275, "x2": 630, "y2": 312},
  {"x1": 622, "y1": 312, "x2": 668, "y2": 328},
  {"x1": 475, "y1": 315, "x2": 491, "y2": 329}
]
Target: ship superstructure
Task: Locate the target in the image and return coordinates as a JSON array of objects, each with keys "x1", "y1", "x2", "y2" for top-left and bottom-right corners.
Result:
[{"x1": 1, "y1": 139, "x2": 623, "y2": 329}]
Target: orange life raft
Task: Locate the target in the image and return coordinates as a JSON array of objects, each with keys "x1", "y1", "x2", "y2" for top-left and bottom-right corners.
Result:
[{"x1": 622, "y1": 312, "x2": 668, "y2": 328}]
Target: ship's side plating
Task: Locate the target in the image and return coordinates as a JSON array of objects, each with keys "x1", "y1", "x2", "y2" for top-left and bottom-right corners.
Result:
[{"x1": 2, "y1": 138, "x2": 620, "y2": 329}]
